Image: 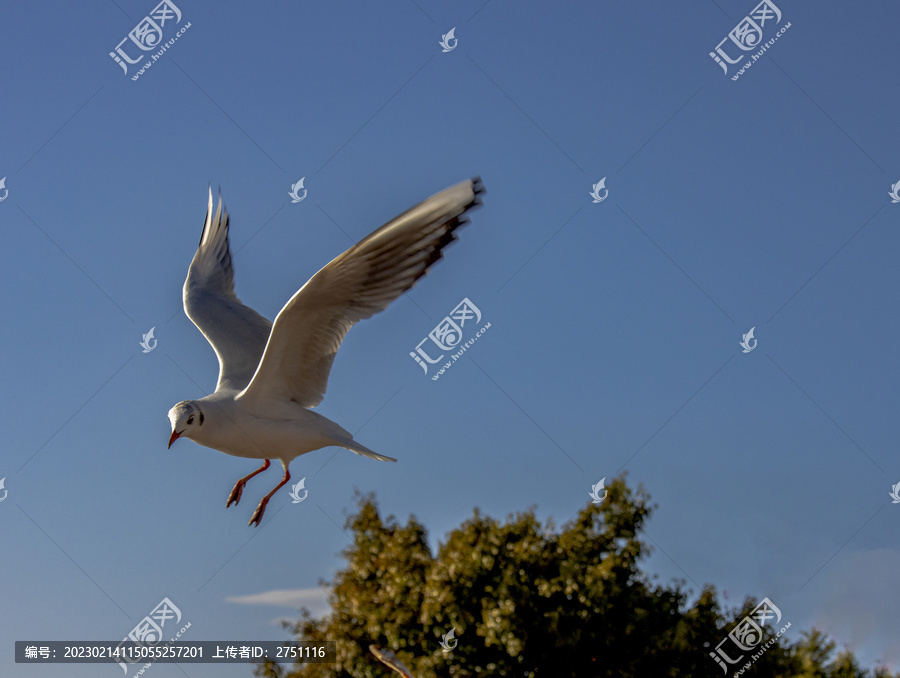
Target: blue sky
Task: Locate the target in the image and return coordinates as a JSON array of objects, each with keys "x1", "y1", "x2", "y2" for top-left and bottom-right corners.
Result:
[{"x1": 2, "y1": 0, "x2": 899, "y2": 675}]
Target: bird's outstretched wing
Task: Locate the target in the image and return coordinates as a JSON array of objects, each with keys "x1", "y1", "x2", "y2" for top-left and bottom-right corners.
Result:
[
  {"x1": 238, "y1": 177, "x2": 484, "y2": 410},
  {"x1": 183, "y1": 188, "x2": 273, "y2": 392}
]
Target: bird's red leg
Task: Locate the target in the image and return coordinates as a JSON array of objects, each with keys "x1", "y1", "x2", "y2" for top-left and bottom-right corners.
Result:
[
  {"x1": 226, "y1": 459, "x2": 270, "y2": 508},
  {"x1": 249, "y1": 465, "x2": 290, "y2": 527}
]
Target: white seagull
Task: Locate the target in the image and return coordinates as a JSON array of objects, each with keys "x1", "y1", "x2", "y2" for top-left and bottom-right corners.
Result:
[{"x1": 168, "y1": 178, "x2": 484, "y2": 526}]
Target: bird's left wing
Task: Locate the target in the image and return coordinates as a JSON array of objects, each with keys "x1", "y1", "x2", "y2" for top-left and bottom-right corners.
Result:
[
  {"x1": 237, "y1": 177, "x2": 483, "y2": 410},
  {"x1": 183, "y1": 188, "x2": 273, "y2": 392}
]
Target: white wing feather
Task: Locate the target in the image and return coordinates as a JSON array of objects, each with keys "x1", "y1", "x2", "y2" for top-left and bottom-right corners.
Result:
[
  {"x1": 238, "y1": 177, "x2": 484, "y2": 410},
  {"x1": 183, "y1": 188, "x2": 273, "y2": 392}
]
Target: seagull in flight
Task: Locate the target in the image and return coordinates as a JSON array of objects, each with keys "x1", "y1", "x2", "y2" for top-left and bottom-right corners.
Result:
[{"x1": 168, "y1": 178, "x2": 483, "y2": 526}]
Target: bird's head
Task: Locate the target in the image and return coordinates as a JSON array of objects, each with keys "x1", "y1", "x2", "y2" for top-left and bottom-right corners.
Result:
[{"x1": 167, "y1": 400, "x2": 204, "y2": 448}]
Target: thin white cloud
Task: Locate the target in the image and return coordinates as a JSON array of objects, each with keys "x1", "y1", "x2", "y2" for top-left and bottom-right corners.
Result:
[
  {"x1": 225, "y1": 587, "x2": 330, "y2": 617},
  {"x1": 806, "y1": 548, "x2": 900, "y2": 669}
]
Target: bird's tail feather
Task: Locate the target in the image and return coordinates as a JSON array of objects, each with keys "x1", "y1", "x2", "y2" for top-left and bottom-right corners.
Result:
[{"x1": 337, "y1": 438, "x2": 397, "y2": 462}]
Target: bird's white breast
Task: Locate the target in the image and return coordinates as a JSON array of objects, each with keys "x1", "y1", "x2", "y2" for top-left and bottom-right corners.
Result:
[{"x1": 189, "y1": 393, "x2": 351, "y2": 463}]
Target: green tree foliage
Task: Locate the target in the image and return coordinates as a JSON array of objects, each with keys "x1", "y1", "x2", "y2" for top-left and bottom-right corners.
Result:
[{"x1": 255, "y1": 477, "x2": 895, "y2": 678}]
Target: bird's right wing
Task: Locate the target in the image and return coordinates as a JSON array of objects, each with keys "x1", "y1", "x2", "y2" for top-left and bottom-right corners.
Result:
[
  {"x1": 237, "y1": 177, "x2": 483, "y2": 411},
  {"x1": 183, "y1": 188, "x2": 273, "y2": 393}
]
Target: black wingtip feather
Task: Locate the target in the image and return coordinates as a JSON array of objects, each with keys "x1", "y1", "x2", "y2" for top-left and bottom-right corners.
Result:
[{"x1": 415, "y1": 177, "x2": 484, "y2": 277}]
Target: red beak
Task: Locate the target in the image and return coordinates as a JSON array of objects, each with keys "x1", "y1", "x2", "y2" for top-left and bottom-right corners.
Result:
[{"x1": 168, "y1": 430, "x2": 182, "y2": 448}]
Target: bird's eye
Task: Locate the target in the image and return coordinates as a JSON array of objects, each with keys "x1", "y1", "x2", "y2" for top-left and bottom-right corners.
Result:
[{"x1": 187, "y1": 416, "x2": 194, "y2": 425}]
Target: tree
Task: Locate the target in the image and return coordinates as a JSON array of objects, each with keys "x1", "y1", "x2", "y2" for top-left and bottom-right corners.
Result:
[{"x1": 255, "y1": 477, "x2": 896, "y2": 678}]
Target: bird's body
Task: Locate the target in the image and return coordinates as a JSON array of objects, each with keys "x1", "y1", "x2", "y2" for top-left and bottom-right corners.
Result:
[
  {"x1": 171, "y1": 392, "x2": 385, "y2": 462},
  {"x1": 168, "y1": 178, "x2": 484, "y2": 525}
]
